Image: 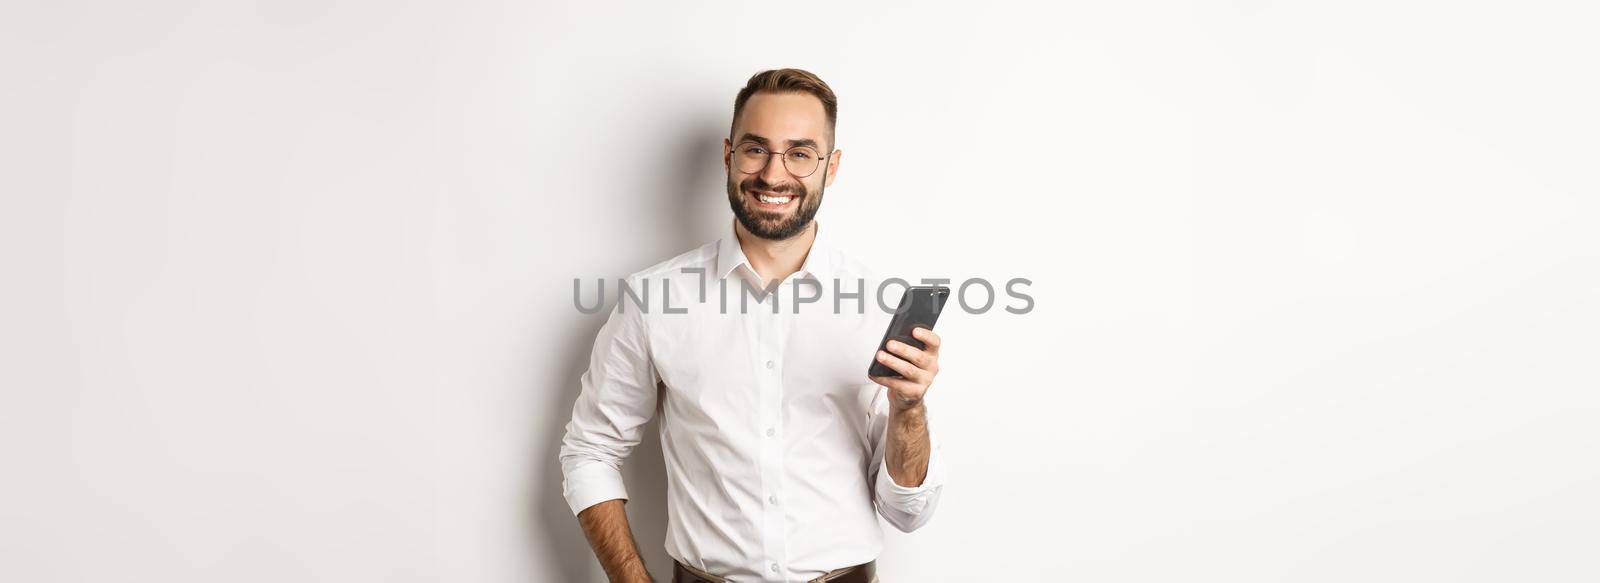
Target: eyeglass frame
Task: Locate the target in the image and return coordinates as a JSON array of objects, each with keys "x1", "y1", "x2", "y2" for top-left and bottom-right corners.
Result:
[{"x1": 729, "y1": 140, "x2": 837, "y2": 178}]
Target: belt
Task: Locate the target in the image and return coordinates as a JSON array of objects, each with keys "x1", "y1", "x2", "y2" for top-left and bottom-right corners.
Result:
[{"x1": 673, "y1": 560, "x2": 877, "y2": 583}]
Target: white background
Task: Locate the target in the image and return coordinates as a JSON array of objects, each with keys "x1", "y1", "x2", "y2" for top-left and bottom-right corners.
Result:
[{"x1": 3, "y1": 1, "x2": 1597, "y2": 581}]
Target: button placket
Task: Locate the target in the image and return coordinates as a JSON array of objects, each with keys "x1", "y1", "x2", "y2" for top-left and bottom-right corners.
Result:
[{"x1": 751, "y1": 289, "x2": 787, "y2": 579}]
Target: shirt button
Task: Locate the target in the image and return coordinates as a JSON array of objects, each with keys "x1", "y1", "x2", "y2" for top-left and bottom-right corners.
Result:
[
  {"x1": 766, "y1": 427, "x2": 775, "y2": 437},
  {"x1": 768, "y1": 495, "x2": 778, "y2": 505},
  {"x1": 770, "y1": 563, "x2": 779, "y2": 573},
  {"x1": 765, "y1": 360, "x2": 775, "y2": 370}
]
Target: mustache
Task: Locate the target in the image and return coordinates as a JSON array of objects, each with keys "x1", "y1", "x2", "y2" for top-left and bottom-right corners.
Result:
[{"x1": 741, "y1": 176, "x2": 802, "y2": 196}]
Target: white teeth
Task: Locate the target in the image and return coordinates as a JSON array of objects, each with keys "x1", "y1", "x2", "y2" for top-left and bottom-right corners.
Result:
[{"x1": 757, "y1": 194, "x2": 793, "y2": 204}]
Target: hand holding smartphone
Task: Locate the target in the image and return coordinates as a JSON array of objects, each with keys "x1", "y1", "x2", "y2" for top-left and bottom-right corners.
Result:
[{"x1": 867, "y1": 286, "x2": 951, "y2": 378}]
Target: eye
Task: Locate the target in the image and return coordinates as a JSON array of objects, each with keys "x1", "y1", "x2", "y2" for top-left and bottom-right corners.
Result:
[
  {"x1": 788, "y1": 150, "x2": 813, "y2": 160},
  {"x1": 740, "y1": 145, "x2": 767, "y2": 155}
]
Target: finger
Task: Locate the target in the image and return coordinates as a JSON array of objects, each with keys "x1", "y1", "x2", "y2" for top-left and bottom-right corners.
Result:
[
  {"x1": 912, "y1": 327, "x2": 942, "y2": 354},
  {"x1": 869, "y1": 374, "x2": 924, "y2": 398},
  {"x1": 874, "y1": 349, "x2": 918, "y2": 378},
  {"x1": 874, "y1": 349, "x2": 929, "y2": 383},
  {"x1": 885, "y1": 339, "x2": 934, "y2": 370}
]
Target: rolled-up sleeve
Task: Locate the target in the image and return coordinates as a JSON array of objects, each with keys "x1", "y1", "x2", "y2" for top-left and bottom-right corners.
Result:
[
  {"x1": 867, "y1": 388, "x2": 948, "y2": 533},
  {"x1": 558, "y1": 286, "x2": 660, "y2": 516}
]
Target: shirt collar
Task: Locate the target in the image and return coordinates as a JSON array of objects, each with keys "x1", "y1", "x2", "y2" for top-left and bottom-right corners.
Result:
[{"x1": 715, "y1": 220, "x2": 833, "y2": 283}]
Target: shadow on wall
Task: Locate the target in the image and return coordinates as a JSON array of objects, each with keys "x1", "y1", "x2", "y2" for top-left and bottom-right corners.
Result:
[{"x1": 526, "y1": 113, "x2": 727, "y2": 581}]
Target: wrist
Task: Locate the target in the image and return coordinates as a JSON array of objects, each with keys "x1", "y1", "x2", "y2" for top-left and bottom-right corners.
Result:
[{"x1": 890, "y1": 399, "x2": 926, "y2": 417}]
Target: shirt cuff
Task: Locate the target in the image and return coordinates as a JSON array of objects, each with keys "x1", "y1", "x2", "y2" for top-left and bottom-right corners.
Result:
[
  {"x1": 875, "y1": 443, "x2": 946, "y2": 512},
  {"x1": 562, "y1": 460, "x2": 630, "y2": 515}
]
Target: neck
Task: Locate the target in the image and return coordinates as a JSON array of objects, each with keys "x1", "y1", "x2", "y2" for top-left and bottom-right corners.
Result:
[{"x1": 734, "y1": 220, "x2": 817, "y2": 287}]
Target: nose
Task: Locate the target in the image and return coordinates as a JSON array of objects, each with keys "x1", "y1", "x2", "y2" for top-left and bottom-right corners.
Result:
[{"x1": 758, "y1": 151, "x2": 791, "y2": 187}]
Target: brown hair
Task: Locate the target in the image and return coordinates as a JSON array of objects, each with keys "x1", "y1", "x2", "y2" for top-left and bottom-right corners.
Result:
[{"x1": 730, "y1": 68, "x2": 838, "y2": 148}]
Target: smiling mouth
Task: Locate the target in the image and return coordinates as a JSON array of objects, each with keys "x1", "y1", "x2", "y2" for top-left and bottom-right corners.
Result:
[{"x1": 747, "y1": 188, "x2": 798, "y2": 210}]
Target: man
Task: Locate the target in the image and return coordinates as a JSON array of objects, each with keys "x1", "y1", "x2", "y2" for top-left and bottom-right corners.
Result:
[{"x1": 559, "y1": 68, "x2": 946, "y2": 583}]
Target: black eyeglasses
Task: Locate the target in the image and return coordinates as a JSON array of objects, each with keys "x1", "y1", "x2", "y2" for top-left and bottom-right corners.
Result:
[{"x1": 731, "y1": 141, "x2": 834, "y2": 178}]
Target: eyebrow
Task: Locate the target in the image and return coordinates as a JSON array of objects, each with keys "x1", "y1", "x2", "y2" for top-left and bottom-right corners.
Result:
[{"x1": 737, "y1": 133, "x2": 822, "y2": 150}]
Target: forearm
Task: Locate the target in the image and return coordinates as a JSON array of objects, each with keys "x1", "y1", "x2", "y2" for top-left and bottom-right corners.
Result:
[
  {"x1": 885, "y1": 402, "x2": 930, "y2": 487},
  {"x1": 576, "y1": 499, "x2": 652, "y2": 583}
]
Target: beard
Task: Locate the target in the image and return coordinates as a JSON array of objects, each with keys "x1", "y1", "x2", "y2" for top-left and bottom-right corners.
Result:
[{"x1": 725, "y1": 173, "x2": 824, "y2": 241}]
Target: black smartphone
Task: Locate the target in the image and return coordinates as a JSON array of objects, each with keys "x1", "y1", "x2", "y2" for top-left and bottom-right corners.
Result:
[{"x1": 867, "y1": 286, "x2": 951, "y2": 378}]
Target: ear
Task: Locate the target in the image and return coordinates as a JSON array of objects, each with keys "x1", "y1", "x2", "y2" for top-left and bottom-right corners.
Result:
[
  {"x1": 722, "y1": 138, "x2": 733, "y2": 172},
  {"x1": 823, "y1": 149, "x2": 842, "y2": 187}
]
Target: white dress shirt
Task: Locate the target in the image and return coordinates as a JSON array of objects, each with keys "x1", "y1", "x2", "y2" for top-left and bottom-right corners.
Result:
[{"x1": 560, "y1": 220, "x2": 946, "y2": 582}]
